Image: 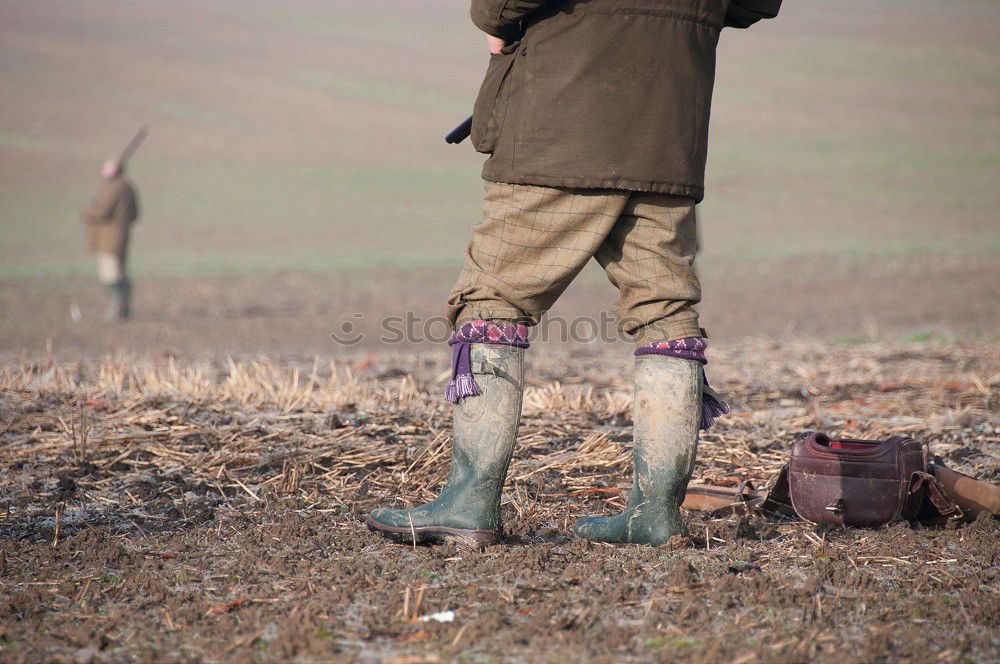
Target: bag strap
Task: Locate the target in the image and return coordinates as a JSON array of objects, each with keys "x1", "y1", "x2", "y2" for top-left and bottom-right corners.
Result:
[
  {"x1": 909, "y1": 471, "x2": 963, "y2": 520},
  {"x1": 931, "y1": 458, "x2": 1000, "y2": 518},
  {"x1": 682, "y1": 480, "x2": 765, "y2": 515},
  {"x1": 681, "y1": 467, "x2": 797, "y2": 519}
]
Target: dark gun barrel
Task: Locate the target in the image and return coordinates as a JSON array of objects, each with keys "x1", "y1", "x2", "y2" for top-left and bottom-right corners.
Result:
[
  {"x1": 119, "y1": 126, "x2": 149, "y2": 166},
  {"x1": 445, "y1": 115, "x2": 473, "y2": 144}
]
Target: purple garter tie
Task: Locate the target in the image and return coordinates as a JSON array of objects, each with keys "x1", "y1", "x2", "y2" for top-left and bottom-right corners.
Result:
[{"x1": 446, "y1": 320, "x2": 529, "y2": 403}]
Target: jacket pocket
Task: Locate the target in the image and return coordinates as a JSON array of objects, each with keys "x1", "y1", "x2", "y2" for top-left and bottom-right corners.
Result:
[{"x1": 471, "y1": 47, "x2": 518, "y2": 154}]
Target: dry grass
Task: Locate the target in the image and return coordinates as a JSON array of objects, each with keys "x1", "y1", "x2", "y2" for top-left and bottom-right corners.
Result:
[{"x1": 2, "y1": 340, "x2": 997, "y2": 526}]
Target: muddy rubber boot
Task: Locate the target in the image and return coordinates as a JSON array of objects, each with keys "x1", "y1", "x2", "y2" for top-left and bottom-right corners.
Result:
[
  {"x1": 104, "y1": 278, "x2": 131, "y2": 321},
  {"x1": 573, "y1": 356, "x2": 702, "y2": 546},
  {"x1": 367, "y1": 345, "x2": 524, "y2": 545}
]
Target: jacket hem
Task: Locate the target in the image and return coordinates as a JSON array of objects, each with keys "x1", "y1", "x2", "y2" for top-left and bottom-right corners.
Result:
[{"x1": 482, "y1": 170, "x2": 704, "y2": 202}]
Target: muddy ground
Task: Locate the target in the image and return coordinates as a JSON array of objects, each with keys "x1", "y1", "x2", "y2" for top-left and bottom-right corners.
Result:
[{"x1": 1, "y1": 340, "x2": 997, "y2": 663}]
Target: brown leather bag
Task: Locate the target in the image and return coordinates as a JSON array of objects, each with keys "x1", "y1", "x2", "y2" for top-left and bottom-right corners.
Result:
[
  {"x1": 681, "y1": 434, "x2": 998, "y2": 526},
  {"x1": 788, "y1": 432, "x2": 928, "y2": 527}
]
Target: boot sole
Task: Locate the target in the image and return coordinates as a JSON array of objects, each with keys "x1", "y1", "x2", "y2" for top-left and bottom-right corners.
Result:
[{"x1": 365, "y1": 516, "x2": 499, "y2": 545}]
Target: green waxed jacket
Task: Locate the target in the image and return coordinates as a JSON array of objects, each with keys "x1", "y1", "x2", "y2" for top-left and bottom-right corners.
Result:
[{"x1": 469, "y1": 0, "x2": 776, "y2": 201}]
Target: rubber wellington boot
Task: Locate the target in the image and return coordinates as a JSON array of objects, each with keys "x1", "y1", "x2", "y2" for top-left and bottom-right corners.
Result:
[
  {"x1": 367, "y1": 344, "x2": 524, "y2": 545},
  {"x1": 573, "y1": 356, "x2": 702, "y2": 546},
  {"x1": 104, "y1": 278, "x2": 131, "y2": 321}
]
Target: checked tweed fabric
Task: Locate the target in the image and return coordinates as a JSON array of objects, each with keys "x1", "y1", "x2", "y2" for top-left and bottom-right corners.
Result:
[{"x1": 447, "y1": 182, "x2": 703, "y2": 346}]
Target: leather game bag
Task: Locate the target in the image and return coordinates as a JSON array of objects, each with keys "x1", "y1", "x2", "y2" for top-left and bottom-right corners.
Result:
[
  {"x1": 788, "y1": 432, "x2": 928, "y2": 527},
  {"x1": 682, "y1": 432, "x2": 999, "y2": 526}
]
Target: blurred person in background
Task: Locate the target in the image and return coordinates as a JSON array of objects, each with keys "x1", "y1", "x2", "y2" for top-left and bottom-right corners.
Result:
[
  {"x1": 368, "y1": 0, "x2": 779, "y2": 547},
  {"x1": 81, "y1": 158, "x2": 139, "y2": 320}
]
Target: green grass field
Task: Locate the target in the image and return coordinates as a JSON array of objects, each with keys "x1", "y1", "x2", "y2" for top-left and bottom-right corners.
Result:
[{"x1": 1, "y1": 0, "x2": 998, "y2": 279}]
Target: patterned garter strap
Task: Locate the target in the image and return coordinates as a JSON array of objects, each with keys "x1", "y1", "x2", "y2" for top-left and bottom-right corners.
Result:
[
  {"x1": 634, "y1": 336, "x2": 708, "y2": 363},
  {"x1": 445, "y1": 320, "x2": 529, "y2": 403}
]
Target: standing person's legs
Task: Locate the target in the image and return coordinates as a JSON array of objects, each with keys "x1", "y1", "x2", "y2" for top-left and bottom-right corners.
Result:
[
  {"x1": 96, "y1": 251, "x2": 129, "y2": 320},
  {"x1": 601, "y1": 194, "x2": 727, "y2": 425},
  {"x1": 95, "y1": 252, "x2": 123, "y2": 286},
  {"x1": 575, "y1": 193, "x2": 728, "y2": 546},
  {"x1": 368, "y1": 182, "x2": 630, "y2": 544},
  {"x1": 595, "y1": 193, "x2": 702, "y2": 344},
  {"x1": 447, "y1": 182, "x2": 630, "y2": 327}
]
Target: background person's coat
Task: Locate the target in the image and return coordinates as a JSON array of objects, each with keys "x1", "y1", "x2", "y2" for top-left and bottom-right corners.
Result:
[
  {"x1": 82, "y1": 176, "x2": 139, "y2": 259},
  {"x1": 470, "y1": 0, "x2": 778, "y2": 201}
]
